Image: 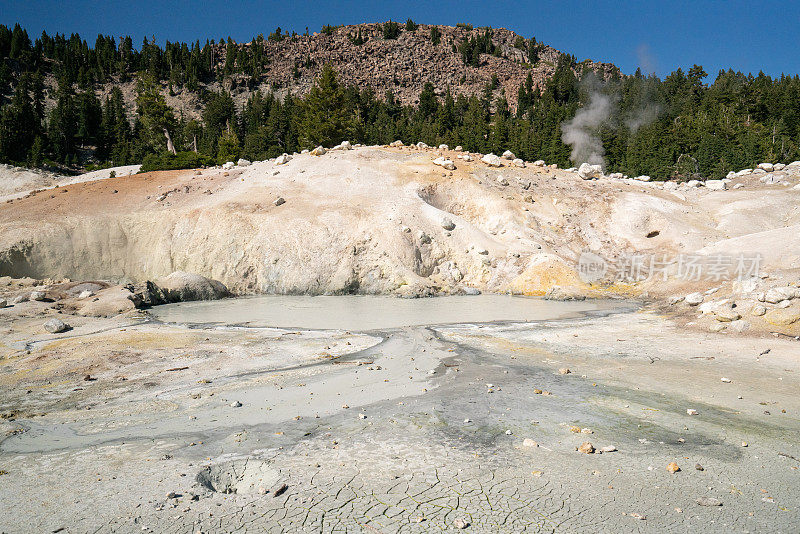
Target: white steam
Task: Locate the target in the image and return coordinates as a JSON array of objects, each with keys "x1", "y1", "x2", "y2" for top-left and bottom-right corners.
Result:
[{"x1": 560, "y1": 91, "x2": 614, "y2": 168}]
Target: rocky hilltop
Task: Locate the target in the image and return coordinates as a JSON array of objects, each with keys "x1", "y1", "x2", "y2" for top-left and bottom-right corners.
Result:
[{"x1": 105, "y1": 23, "x2": 619, "y2": 121}]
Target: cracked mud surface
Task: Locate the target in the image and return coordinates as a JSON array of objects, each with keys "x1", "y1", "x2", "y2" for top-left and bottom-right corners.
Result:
[{"x1": 1, "y1": 300, "x2": 800, "y2": 533}]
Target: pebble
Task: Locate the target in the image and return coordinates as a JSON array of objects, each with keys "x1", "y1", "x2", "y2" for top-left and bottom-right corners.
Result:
[
  {"x1": 695, "y1": 463, "x2": 704, "y2": 471},
  {"x1": 577, "y1": 442, "x2": 595, "y2": 454},
  {"x1": 358, "y1": 413, "x2": 367, "y2": 420},
  {"x1": 522, "y1": 438, "x2": 538, "y2": 448},
  {"x1": 463, "y1": 418, "x2": 471, "y2": 423},
  {"x1": 600, "y1": 445, "x2": 617, "y2": 453},
  {"x1": 558, "y1": 368, "x2": 571, "y2": 375},
  {"x1": 667, "y1": 462, "x2": 681, "y2": 473},
  {"x1": 454, "y1": 518, "x2": 470, "y2": 529},
  {"x1": 686, "y1": 409, "x2": 699, "y2": 416},
  {"x1": 505, "y1": 429, "x2": 512, "y2": 435},
  {"x1": 696, "y1": 496, "x2": 722, "y2": 507},
  {"x1": 230, "y1": 401, "x2": 242, "y2": 407},
  {"x1": 721, "y1": 377, "x2": 732, "y2": 383}
]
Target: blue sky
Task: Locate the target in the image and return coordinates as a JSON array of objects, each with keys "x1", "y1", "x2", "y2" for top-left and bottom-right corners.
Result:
[{"x1": 3, "y1": 0, "x2": 799, "y2": 79}]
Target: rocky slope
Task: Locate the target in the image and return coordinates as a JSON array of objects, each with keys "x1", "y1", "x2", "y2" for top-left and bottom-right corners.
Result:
[{"x1": 0, "y1": 144, "x2": 798, "y2": 335}]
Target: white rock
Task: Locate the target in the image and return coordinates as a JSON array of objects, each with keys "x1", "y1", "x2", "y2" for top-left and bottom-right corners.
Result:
[
  {"x1": 684, "y1": 292, "x2": 705, "y2": 306},
  {"x1": 663, "y1": 181, "x2": 678, "y2": 190},
  {"x1": 720, "y1": 377, "x2": 732, "y2": 383},
  {"x1": 751, "y1": 304, "x2": 766, "y2": 316},
  {"x1": 30, "y1": 290, "x2": 47, "y2": 301},
  {"x1": 533, "y1": 160, "x2": 545, "y2": 167},
  {"x1": 78, "y1": 290, "x2": 94, "y2": 299},
  {"x1": 774, "y1": 163, "x2": 786, "y2": 170},
  {"x1": 522, "y1": 438, "x2": 538, "y2": 448},
  {"x1": 433, "y1": 156, "x2": 455, "y2": 170},
  {"x1": 416, "y1": 142, "x2": 429, "y2": 149},
  {"x1": 222, "y1": 161, "x2": 235, "y2": 170},
  {"x1": 764, "y1": 286, "x2": 799, "y2": 303},
  {"x1": 310, "y1": 146, "x2": 327, "y2": 156},
  {"x1": 496, "y1": 176, "x2": 509, "y2": 186},
  {"x1": 332, "y1": 141, "x2": 352, "y2": 151},
  {"x1": 578, "y1": 163, "x2": 602, "y2": 180},
  {"x1": 634, "y1": 175, "x2": 651, "y2": 182},
  {"x1": 461, "y1": 154, "x2": 472, "y2": 162},
  {"x1": 301, "y1": 149, "x2": 309, "y2": 154},
  {"x1": 438, "y1": 144, "x2": 449, "y2": 150},
  {"x1": 454, "y1": 145, "x2": 463, "y2": 151},
  {"x1": 44, "y1": 318, "x2": 69, "y2": 333},
  {"x1": 757, "y1": 162, "x2": 774, "y2": 172},
  {"x1": 686, "y1": 179, "x2": 701, "y2": 188},
  {"x1": 237, "y1": 158, "x2": 251, "y2": 167},
  {"x1": 230, "y1": 401, "x2": 242, "y2": 407},
  {"x1": 390, "y1": 140, "x2": 403, "y2": 147},
  {"x1": 600, "y1": 445, "x2": 617, "y2": 453},
  {"x1": 275, "y1": 154, "x2": 292, "y2": 165},
  {"x1": 502, "y1": 150, "x2": 516, "y2": 160},
  {"x1": 512, "y1": 158, "x2": 526, "y2": 168},
  {"x1": 481, "y1": 153, "x2": 503, "y2": 167},
  {"x1": 686, "y1": 409, "x2": 699, "y2": 416},
  {"x1": 705, "y1": 180, "x2": 727, "y2": 190},
  {"x1": 358, "y1": 413, "x2": 367, "y2": 419},
  {"x1": 11, "y1": 295, "x2": 27, "y2": 305}
]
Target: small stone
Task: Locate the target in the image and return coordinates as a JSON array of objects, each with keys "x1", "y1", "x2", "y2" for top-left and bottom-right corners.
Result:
[
  {"x1": 666, "y1": 462, "x2": 680, "y2": 473},
  {"x1": 577, "y1": 442, "x2": 595, "y2": 454},
  {"x1": 522, "y1": 438, "x2": 538, "y2": 448},
  {"x1": 44, "y1": 318, "x2": 69, "y2": 334},
  {"x1": 342, "y1": 404, "x2": 349, "y2": 409},
  {"x1": 358, "y1": 413, "x2": 367, "y2": 420},
  {"x1": 274, "y1": 197, "x2": 285, "y2": 206},
  {"x1": 570, "y1": 426, "x2": 582, "y2": 433},
  {"x1": 558, "y1": 368, "x2": 571, "y2": 375},
  {"x1": 600, "y1": 445, "x2": 617, "y2": 453},
  {"x1": 453, "y1": 518, "x2": 470, "y2": 529},
  {"x1": 721, "y1": 377, "x2": 732, "y2": 383},
  {"x1": 230, "y1": 401, "x2": 242, "y2": 407},
  {"x1": 686, "y1": 409, "x2": 698, "y2": 416},
  {"x1": 463, "y1": 418, "x2": 471, "y2": 423},
  {"x1": 628, "y1": 512, "x2": 646, "y2": 520},
  {"x1": 505, "y1": 429, "x2": 512, "y2": 435},
  {"x1": 696, "y1": 496, "x2": 722, "y2": 507},
  {"x1": 30, "y1": 290, "x2": 47, "y2": 301},
  {"x1": 441, "y1": 218, "x2": 456, "y2": 231},
  {"x1": 581, "y1": 428, "x2": 593, "y2": 434},
  {"x1": 741, "y1": 441, "x2": 748, "y2": 447},
  {"x1": 695, "y1": 463, "x2": 704, "y2": 471},
  {"x1": 533, "y1": 389, "x2": 543, "y2": 394},
  {"x1": 0, "y1": 299, "x2": 7, "y2": 308}
]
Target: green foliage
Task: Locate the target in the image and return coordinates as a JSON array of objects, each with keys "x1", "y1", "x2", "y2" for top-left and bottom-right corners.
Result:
[
  {"x1": 300, "y1": 64, "x2": 354, "y2": 147},
  {"x1": 320, "y1": 25, "x2": 337, "y2": 36},
  {"x1": 139, "y1": 150, "x2": 213, "y2": 172},
  {"x1": 430, "y1": 27, "x2": 441, "y2": 45},
  {"x1": 268, "y1": 27, "x2": 284, "y2": 42},
  {"x1": 405, "y1": 19, "x2": 418, "y2": 32},
  {"x1": 456, "y1": 23, "x2": 473, "y2": 30},
  {"x1": 382, "y1": 21, "x2": 401, "y2": 40}
]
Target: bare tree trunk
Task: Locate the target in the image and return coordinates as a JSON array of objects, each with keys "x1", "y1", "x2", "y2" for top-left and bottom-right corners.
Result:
[
  {"x1": 192, "y1": 135, "x2": 198, "y2": 153},
  {"x1": 163, "y1": 128, "x2": 176, "y2": 155}
]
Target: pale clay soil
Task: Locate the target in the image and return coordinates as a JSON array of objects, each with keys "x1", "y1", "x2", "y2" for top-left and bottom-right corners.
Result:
[{"x1": 1, "y1": 144, "x2": 799, "y2": 532}]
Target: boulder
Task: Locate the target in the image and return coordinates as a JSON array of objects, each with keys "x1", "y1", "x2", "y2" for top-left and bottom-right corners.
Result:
[
  {"x1": 764, "y1": 307, "x2": 800, "y2": 326},
  {"x1": 416, "y1": 142, "x2": 429, "y2": 149},
  {"x1": 222, "y1": 161, "x2": 235, "y2": 170},
  {"x1": 705, "y1": 180, "x2": 727, "y2": 190},
  {"x1": 310, "y1": 146, "x2": 327, "y2": 156},
  {"x1": 684, "y1": 292, "x2": 704, "y2": 306},
  {"x1": 433, "y1": 157, "x2": 455, "y2": 170},
  {"x1": 757, "y1": 162, "x2": 774, "y2": 172},
  {"x1": 481, "y1": 153, "x2": 503, "y2": 167},
  {"x1": 127, "y1": 281, "x2": 167, "y2": 307},
  {"x1": 502, "y1": 150, "x2": 516, "y2": 160},
  {"x1": 156, "y1": 272, "x2": 229, "y2": 302},
  {"x1": 236, "y1": 159, "x2": 251, "y2": 167},
  {"x1": 389, "y1": 140, "x2": 403, "y2": 147},
  {"x1": 0, "y1": 299, "x2": 6, "y2": 308},
  {"x1": 275, "y1": 154, "x2": 292, "y2": 165},
  {"x1": 438, "y1": 144, "x2": 449, "y2": 150},
  {"x1": 774, "y1": 163, "x2": 786, "y2": 170},
  {"x1": 44, "y1": 318, "x2": 69, "y2": 333},
  {"x1": 461, "y1": 154, "x2": 472, "y2": 162},
  {"x1": 634, "y1": 175, "x2": 651, "y2": 182},
  {"x1": 764, "y1": 286, "x2": 799, "y2": 303},
  {"x1": 577, "y1": 163, "x2": 602, "y2": 180},
  {"x1": 533, "y1": 160, "x2": 545, "y2": 167},
  {"x1": 454, "y1": 145, "x2": 463, "y2": 151},
  {"x1": 11, "y1": 294, "x2": 28, "y2": 305},
  {"x1": 714, "y1": 308, "x2": 741, "y2": 322},
  {"x1": 686, "y1": 180, "x2": 701, "y2": 188},
  {"x1": 441, "y1": 218, "x2": 456, "y2": 231},
  {"x1": 512, "y1": 158, "x2": 526, "y2": 168},
  {"x1": 751, "y1": 304, "x2": 767, "y2": 316},
  {"x1": 332, "y1": 141, "x2": 352, "y2": 151},
  {"x1": 274, "y1": 197, "x2": 285, "y2": 206},
  {"x1": 30, "y1": 290, "x2": 47, "y2": 301}
]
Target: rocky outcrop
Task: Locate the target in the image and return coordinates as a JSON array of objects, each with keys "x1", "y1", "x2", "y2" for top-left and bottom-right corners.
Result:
[{"x1": 156, "y1": 272, "x2": 229, "y2": 303}]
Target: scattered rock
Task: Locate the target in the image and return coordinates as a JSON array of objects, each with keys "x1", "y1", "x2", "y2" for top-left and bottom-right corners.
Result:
[
  {"x1": 275, "y1": 154, "x2": 292, "y2": 165},
  {"x1": 522, "y1": 438, "x2": 538, "y2": 448},
  {"x1": 230, "y1": 401, "x2": 242, "y2": 407},
  {"x1": 156, "y1": 271, "x2": 229, "y2": 302},
  {"x1": 274, "y1": 197, "x2": 286, "y2": 206},
  {"x1": 696, "y1": 496, "x2": 722, "y2": 507},
  {"x1": 533, "y1": 160, "x2": 545, "y2": 167},
  {"x1": 358, "y1": 413, "x2": 367, "y2": 420},
  {"x1": 600, "y1": 445, "x2": 617, "y2": 453},
  {"x1": 441, "y1": 218, "x2": 456, "y2": 231},
  {"x1": 634, "y1": 175, "x2": 651, "y2": 182},
  {"x1": 695, "y1": 463, "x2": 704, "y2": 471},
  {"x1": 502, "y1": 150, "x2": 516, "y2": 160},
  {"x1": 512, "y1": 158, "x2": 526, "y2": 168},
  {"x1": 666, "y1": 462, "x2": 681, "y2": 473},
  {"x1": 764, "y1": 307, "x2": 800, "y2": 326},
  {"x1": 684, "y1": 293, "x2": 705, "y2": 306},
  {"x1": 558, "y1": 368, "x2": 571, "y2": 375},
  {"x1": 453, "y1": 518, "x2": 470, "y2": 529},
  {"x1": 481, "y1": 153, "x2": 503, "y2": 167},
  {"x1": 237, "y1": 159, "x2": 251, "y2": 167},
  {"x1": 577, "y1": 442, "x2": 595, "y2": 454},
  {"x1": 751, "y1": 304, "x2": 767, "y2": 316},
  {"x1": 686, "y1": 409, "x2": 699, "y2": 416},
  {"x1": 578, "y1": 163, "x2": 602, "y2": 180},
  {"x1": 720, "y1": 377, "x2": 731, "y2": 383},
  {"x1": 310, "y1": 146, "x2": 327, "y2": 156},
  {"x1": 705, "y1": 179, "x2": 727, "y2": 190},
  {"x1": 0, "y1": 299, "x2": 6, "y2": 308},
  {"x1": 433, "y1": 156, "x2": 455, "y2": 170},
  {"x1": 30, "y1": 290, "x2": 47, "y2": 301},
  {"x1": 43, "y1": 318, "x2": 69, "y2": 334}
]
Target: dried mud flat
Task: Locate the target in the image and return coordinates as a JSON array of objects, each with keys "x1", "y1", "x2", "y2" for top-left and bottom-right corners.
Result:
[{"x1": 1, "y1": 297, "x2": 799, "y2": 533}]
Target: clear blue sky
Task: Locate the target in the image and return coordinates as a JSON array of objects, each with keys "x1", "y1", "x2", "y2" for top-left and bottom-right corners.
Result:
[{"x1": 3, "y1": 0, "x2": 799, "y2": 79}]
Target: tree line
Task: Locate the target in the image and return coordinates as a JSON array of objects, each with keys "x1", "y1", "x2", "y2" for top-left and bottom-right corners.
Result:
[{"x1": 1, "y1": 22, "x2": 800, "y2": 178}]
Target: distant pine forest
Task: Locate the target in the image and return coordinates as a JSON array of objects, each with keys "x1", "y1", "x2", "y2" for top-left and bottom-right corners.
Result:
[{"x1": 2, "y1": 21, "x2": 799, "y2": 178}]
